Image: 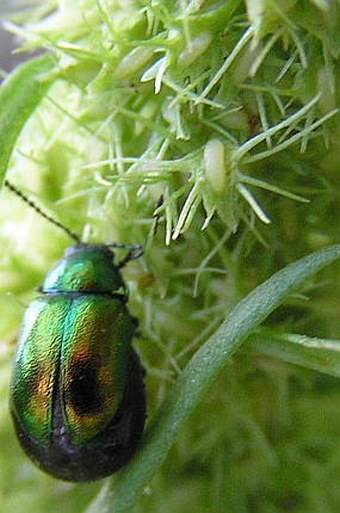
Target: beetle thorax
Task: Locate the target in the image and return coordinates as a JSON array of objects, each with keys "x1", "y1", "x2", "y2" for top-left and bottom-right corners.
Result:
[{"x1": 42, "y1": 244, "x2": 124, "y2": 294}]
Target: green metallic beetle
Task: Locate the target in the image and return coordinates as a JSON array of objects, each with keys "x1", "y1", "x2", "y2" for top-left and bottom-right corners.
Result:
[{"x1": 6, "y1": 181, "x2": 146, "y2": 482}]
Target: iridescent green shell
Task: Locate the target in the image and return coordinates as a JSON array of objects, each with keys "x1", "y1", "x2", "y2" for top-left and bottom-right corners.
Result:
[
  {"x1": 10, "y1": 244, "x2": 146, "y2": 482},
  {"x1": 11, "y1": 294, "x2": 133, "y2": 445}
]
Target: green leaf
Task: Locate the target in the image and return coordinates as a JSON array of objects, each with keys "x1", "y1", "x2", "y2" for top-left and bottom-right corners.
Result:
[
  {"x1": 249, "y1": 328, "x2": 340, "y2": 378},
  {"x1": 86, "y1": 244, "x2": 340, "y2": 513},
  {"x1": 0, "y1": 54, "x2": 55, "y2": 184}
]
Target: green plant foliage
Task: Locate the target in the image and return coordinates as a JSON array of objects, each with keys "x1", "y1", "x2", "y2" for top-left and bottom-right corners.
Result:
[
  {"x1": 0, "y1": 1, "x2": 340, "y2": 512},
  {"x1": 86, "y1": 245, "x2": 340, "y2": 513},
  {"x1": 0, "y1": 54, "x2": 55, "y2": 181}
]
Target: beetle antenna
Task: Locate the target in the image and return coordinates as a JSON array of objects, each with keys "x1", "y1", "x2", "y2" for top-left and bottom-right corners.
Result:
[
  {"x1": 4, "y1": 179, "x2": 81, "y2": 244},
  {"x1": 106, "y1": 242, "x2": 143, "y2": 268},
  {"x1": 107, "y1": 195, "x2": 164, "y2": 267}
]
